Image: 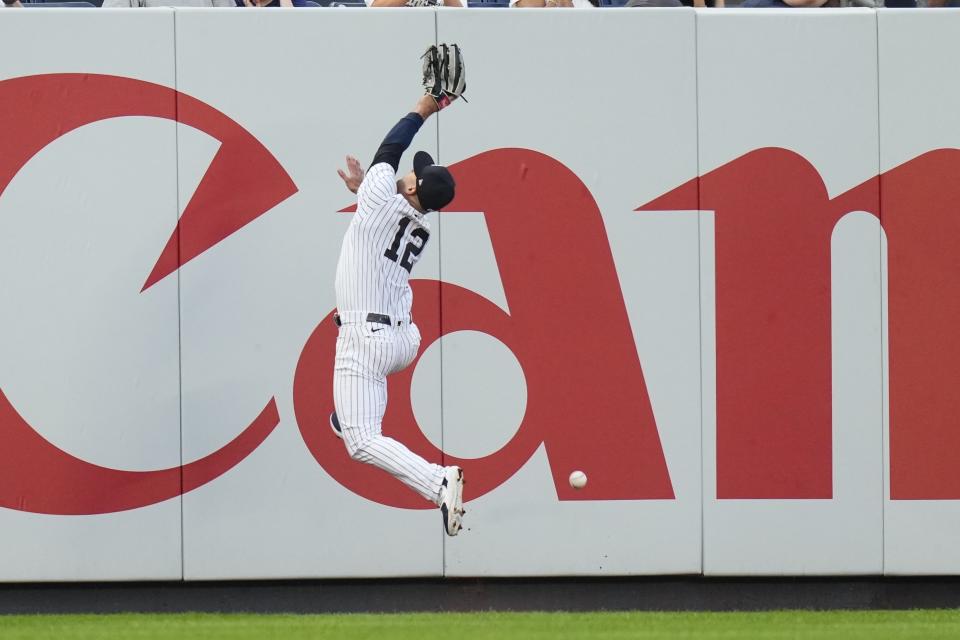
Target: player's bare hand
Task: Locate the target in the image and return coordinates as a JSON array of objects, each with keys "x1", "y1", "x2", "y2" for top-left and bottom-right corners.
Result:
[{"x1": 337, "y1": 155, "x2": 365, "y2": 194}]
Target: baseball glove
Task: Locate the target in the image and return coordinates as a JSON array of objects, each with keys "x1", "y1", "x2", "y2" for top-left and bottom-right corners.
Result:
[{"x1": 422, "y1": 43, "x2": 467, "y2": 110}]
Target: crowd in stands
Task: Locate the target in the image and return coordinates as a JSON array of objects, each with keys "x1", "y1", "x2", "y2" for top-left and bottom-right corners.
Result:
[{"x1": 2, "y1": 0, "x2": 957, "y2": 9}]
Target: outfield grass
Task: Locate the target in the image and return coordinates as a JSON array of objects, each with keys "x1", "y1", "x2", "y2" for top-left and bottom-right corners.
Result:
[{"x1": 2, "y1": 610, "x2": 960, "y2": 640}]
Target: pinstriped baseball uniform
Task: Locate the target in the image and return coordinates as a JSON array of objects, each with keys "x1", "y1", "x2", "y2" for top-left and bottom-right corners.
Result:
[
  {"x1": 335, "y1": 163, "x2": 429, "y2": 323},
  {"x1": 333, "y1": 161, "x2": 445, "y2": 504}
]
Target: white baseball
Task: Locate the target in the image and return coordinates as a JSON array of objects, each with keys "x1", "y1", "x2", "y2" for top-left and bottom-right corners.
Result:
[{"x1": 569, "y1": 470, "x2": 587, "y2": 490}]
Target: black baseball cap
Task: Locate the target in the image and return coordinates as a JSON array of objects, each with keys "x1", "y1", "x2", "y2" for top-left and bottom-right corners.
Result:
[{"x1": 413, "y1": 151, "x2": 455, "y2": 212}]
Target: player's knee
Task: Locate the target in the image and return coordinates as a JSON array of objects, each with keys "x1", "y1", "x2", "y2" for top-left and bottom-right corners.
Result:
[
  {"x1": 346, "y1": 442, "x2": 366, "y2": 462},
  {"x1": 342, "y1": 429, "x2": 372, "y2": 461}
]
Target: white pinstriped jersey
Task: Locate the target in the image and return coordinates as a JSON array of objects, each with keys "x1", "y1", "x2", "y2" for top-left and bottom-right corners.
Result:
[{"x1": 335, "y1": 163, "x2": 431, "y2": 322}]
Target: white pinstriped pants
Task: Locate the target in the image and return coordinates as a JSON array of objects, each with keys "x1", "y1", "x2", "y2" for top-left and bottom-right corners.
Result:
[{"x1": 333, "y1": 321, "x2": 445, "y2": 505}]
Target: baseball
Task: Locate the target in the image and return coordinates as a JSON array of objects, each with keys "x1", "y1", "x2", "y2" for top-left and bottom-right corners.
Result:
[{"x1": 569, "y1": 470, "x2": 588, "y2": 490}]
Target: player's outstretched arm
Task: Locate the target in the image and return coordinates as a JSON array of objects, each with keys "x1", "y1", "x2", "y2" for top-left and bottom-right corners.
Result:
[
  {"x1": 368, "y1": 96, "x2": 439, "y2": 173},
  {"x1": 346, "y1": 44, "x2": 465, "y2": 198},
  {"x1": 367, "y1": 42, "x2": 466, "y2": 173},
  {"x1": 337, "y1": 95, "x2": 436, "y2": 197}
]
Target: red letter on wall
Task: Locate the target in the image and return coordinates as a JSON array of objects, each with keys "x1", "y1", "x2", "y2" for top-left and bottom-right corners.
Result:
[
  {"x1": 884, "y1": 150, "x2": 960, "y2": 499},
  {"x1": 0, "y1": 74, "x2": 296, "y2": 514},
  {"x1": 639, "y1": 148, "x2": 878, "y2": 498}
]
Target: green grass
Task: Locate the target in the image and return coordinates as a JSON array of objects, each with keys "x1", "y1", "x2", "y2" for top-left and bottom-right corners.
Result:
[{"x1": 2, "y1": 610, "x2": 960, "y2": 640}]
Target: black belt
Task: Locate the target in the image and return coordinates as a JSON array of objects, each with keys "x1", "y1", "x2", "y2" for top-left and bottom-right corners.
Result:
[{"x1": 333, "y1": 312, "x2": 397, "y2": 327}]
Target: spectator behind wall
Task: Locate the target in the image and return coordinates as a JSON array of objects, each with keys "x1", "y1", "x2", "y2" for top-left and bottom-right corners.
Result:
[
  {"x1": 103, "y1": 0, "x2": 233, "y2": 6},
  {"x1": 511, "y1": 0, "x2": 597, "y2": 8},
  {"x1": 624, "y1": 0, "x2": 681, "y2": 5},
  {"x1": 739, "y1": 0, "x2": 925, "y2": 4},
  {"x1": 739, "y1": 0, "x2": 833, "y2": 6},
  {"x1": 243, "y1": 0, "x2": 310, "y2": 6},
  {"x1": 2, "y1": 0, "x2": 24, "y2": 6},
  {"x1": 627, "y1": 0, "x2": 723, "y2": 5},
  {"x1": 364, "y1": 0, "x2": 462, "y2": 7}
]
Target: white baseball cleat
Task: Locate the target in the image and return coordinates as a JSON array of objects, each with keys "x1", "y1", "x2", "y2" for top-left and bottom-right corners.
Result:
[{"x1": 438, "y1": 466, "x2": 465, "y2": 536}]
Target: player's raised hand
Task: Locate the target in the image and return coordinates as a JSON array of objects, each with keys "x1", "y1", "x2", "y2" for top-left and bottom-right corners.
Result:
[{"x1": 337, "y1": 155, "x2": 365, "y2": 194}]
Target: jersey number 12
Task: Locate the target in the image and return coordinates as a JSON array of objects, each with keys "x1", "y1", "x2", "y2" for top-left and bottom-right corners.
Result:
[{"x1": 384, "y1": 217, "x2": 429, "y2": 273}]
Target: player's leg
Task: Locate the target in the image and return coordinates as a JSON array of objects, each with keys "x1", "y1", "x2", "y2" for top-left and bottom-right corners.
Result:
[
  {"x1": 385, "y1": 321, "x2": 422, "y2": 375},
  {"x1": 385, "y1": 322, "x2": 466, "y2": 535},
  {"x1": 333, "y1": 327, "x2": 445, "y2": 504}
]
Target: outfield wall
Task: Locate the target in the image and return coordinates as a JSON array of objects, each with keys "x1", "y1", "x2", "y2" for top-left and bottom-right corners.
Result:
[{"x1": 1, "y1": 8, "x2": 959, "y2": 581}]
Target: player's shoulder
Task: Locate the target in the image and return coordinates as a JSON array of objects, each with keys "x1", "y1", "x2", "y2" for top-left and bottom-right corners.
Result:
[
  {"x1": 360, "y1": 163, "x2": 398, "y2": 200},
  {"x1": 360, "y1": 163, "x2": 397, "y2": 191},
  {"x1": 367, "y1": 162, "x2": 396, "y2": 179},
  {"x1": 357, "y1": 163, "x2": 402, "y2": 217}
]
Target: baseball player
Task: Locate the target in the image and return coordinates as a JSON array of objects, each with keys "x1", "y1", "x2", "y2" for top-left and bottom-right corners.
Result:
[{"x1": 329, "y1": 45, "x2": 468, "y2": 536}]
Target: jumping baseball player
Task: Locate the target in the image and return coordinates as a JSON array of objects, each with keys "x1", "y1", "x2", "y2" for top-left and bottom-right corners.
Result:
[{"x1": 329, "y1": 44, "x2": 468, "y2": 536}]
